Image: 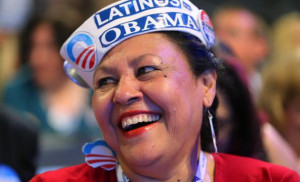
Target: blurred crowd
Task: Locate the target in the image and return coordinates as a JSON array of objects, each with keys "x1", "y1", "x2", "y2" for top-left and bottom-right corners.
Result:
[{"x1": 0, "y1": 0, "x2": 299, "y2": 181}]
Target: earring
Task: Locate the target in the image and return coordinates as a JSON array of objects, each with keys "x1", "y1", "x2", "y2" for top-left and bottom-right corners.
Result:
[{"x1": 207, "y1": 110, "x2": 218, "y2": 153}]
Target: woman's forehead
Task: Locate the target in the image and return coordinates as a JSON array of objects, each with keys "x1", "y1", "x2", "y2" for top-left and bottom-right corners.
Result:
[
  {"x1": 101, "y1": 33, "x2": 178, "y2": 62},
  {"x1": 95, "y1": 33, "x2": 189, "y2": 75},
  {"x1": 108, "y1": 33, "x2": 169, "y2": 50}
]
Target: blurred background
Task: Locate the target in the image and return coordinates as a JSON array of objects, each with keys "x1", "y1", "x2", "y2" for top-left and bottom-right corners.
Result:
[{"x1": 0, "y1": 0, "x2": 299, "y2": 181}]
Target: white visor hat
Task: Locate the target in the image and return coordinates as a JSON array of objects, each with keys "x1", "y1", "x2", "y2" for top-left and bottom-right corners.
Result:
[{"x1": 60, "y1": 0, "x2": 215, "y2": 88}]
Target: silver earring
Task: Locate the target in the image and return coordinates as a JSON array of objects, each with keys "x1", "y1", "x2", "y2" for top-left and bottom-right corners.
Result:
[{"x1": 208, "y1": 110, "x2": 218, "y2": 153}]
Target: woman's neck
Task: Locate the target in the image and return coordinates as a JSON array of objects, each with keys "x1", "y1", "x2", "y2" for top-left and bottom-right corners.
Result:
[
  {"x1": 118, "y1": 146, "x2": 215, "y2": 181},
  {"x1": 119, "y1": 158, "x2": 196, "y2": 181}
]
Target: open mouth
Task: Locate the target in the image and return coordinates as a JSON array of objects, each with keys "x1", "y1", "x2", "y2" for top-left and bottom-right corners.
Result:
[{"x1": 120, "y1": 114, "x2": 161, "y2": 132}]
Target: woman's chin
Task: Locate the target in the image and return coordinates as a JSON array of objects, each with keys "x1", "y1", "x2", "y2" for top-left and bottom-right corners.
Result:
[{"x1": 119, "y1": 147, "x2": 162, "y2": 168}]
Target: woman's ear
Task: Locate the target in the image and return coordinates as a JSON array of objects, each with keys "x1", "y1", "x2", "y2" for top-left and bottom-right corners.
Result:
[{"x1": 198, "y1": 70, "x2": 217, "y2": 107}]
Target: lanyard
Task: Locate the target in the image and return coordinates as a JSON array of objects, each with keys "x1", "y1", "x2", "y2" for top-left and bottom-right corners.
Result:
[
  {"x1": 116, "y1": 150, "x2": 207, "y2": 182},
  {"x1": 194, "y1": 150, "x2": 207, "y2": 182}
]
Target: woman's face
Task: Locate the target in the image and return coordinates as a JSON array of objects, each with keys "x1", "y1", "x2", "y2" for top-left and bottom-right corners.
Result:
[
  {"x1": 92, "y1": 33, "x2": 216, "y2": 169},
  {"x1": 29, "y1": 23, "x2": 66, "y2": 89}
]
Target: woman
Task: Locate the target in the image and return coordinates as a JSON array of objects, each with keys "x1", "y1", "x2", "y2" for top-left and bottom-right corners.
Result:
[
  {"x1": 214, "y1": 44, "x2": 299, "y2": 173},
  {"x1": 215, "y1": 61, "x2": 265, "y2": 159},
  {"x1": 259, "y1": 54, "x2": 300, "y2": 170},
  {"x1": 31, "y1": 0, "x2": 299, "y2": 181}
]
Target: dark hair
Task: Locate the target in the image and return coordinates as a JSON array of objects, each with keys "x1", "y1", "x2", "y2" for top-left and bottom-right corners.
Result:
[
  {"x1": 216, "y1": 62, "x2": 265, "y2": 159},
  {"x1": 162, "y1": 31, "x2": 222, "y2": 152},
  {"x1": 19, "y1": 16, "x2": 75, "y2": 65}
]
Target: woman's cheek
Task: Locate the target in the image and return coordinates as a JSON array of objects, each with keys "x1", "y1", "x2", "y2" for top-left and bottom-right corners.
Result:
[
  {"x1": 95, "y1": 110, "x2": 118, "y2": 150},
  {"x1": 92, "y1": 93, "x2": 113, "y2": 132}
]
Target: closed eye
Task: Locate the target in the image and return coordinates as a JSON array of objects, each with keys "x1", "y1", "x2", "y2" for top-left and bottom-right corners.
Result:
[{"x1": 136, "y1": 66, "x2": 158, "y2": 77}]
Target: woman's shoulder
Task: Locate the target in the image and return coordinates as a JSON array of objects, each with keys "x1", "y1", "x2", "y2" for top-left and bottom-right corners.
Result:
[
  {"x1": 212, "y1": 153, "x2": 299, "y2": 182},
  {"x1": 30, "y1": 163, "x2": 117, "y2": 182}
]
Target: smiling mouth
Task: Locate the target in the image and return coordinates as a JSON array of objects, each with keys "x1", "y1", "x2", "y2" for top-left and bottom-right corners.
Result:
[{"x1": 120, "y1": 114, "x2": 161, "y2": 132}]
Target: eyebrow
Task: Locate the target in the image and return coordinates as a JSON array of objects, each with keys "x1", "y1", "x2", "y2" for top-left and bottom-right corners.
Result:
[{"x1": 95, "y1": 53, "x2": 162, "y2": 74}]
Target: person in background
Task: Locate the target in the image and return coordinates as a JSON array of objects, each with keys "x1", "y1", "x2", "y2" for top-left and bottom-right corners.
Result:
[
  {"x1": 0, "y1": 0, "x2": 33, "y2": 97},
  {"x1": 2, "y1": 15, "x2": 100, "y2": 170},
  {"x1": 259, "y1": 54, "x2": 300, "y2": 170},
  {"x1": 214, "y1": 42, "x2": 300, "y2": 173},
  {"x1": 0, "y1": 105, "x2": 38, "y2": 182},
  {"x1": 270, "y1": 12, "x2": 300, "y2": 62},
  {"x1": 31, "y1": 0, "x2": 299, "y2": 181},
  {"x1": 216, "y1": 61, "x2": 265, "y2": 160},
  {"x1": 259, "y1": 11, "x2": 300, "y2": 172},
  {"x1": 212, "y1": 4, "x2": 269, "y2": 99}
]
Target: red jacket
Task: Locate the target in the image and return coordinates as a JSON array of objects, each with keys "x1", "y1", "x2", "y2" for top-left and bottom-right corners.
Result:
[{"x1": 31, "y1": 153, "x2": 299, "y2": 182}]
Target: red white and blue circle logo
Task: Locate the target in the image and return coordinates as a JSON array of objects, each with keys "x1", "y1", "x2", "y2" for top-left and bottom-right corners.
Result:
[
  {"x1": 66, "y1": 33, "x2": 96, "y2": 71},
  {"x1": 82, "y1": 140, "x2": 116, "y2": 171},
  {"x1": 199, "y1": 10, "x2": 215, "y2": 48}
]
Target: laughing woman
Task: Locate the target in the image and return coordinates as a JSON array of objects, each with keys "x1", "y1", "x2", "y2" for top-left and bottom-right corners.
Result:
[{"x1": 31, "y1": 0, "x2": 299, "y2": 181}]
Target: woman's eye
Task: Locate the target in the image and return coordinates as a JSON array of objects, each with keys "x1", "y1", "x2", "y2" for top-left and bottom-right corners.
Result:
[
  {"x1": 136, "y1": 66, "x2": 158, "y2": 76},
  {"x1": 96, "y1": 77, "x2": 116, "y2": 88}
]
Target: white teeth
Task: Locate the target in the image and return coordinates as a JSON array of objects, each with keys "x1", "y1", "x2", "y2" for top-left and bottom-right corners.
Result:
[
  {"x1": 138, "y1": 115, "x2": 143, "y2": 123},
  {"x1": 152, "y1": 115, "x2": 156, "y2": 121},
  {"x1": 122, "y1": 118, "x2": 131, "y2": 129},
  {"x1": 129, "y1": 118, "x2": 133, "y2": 125},
  {"x1": 149, "y1": 115, "x2": 153, "y2": 122},
  {"x1": 121, "y1": 114, "x2": 160, "y2": 129},
  {"x1": 155, "y1": 115, "x2": 159, "y2": 121},
  {"x1": 143, "y1": 115, "x2": 147, "y2": 122},
  {"x1": 122, "y1": 121, "x2": 127, "y2": 129},
  {"x1": 132, "y1": 116, "x2": 138, "y2": 124}
]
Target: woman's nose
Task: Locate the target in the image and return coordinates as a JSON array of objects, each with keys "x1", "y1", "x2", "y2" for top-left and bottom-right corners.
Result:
[{"x1": 112, "y1": 76, "x2": 143, "y2": 105}]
